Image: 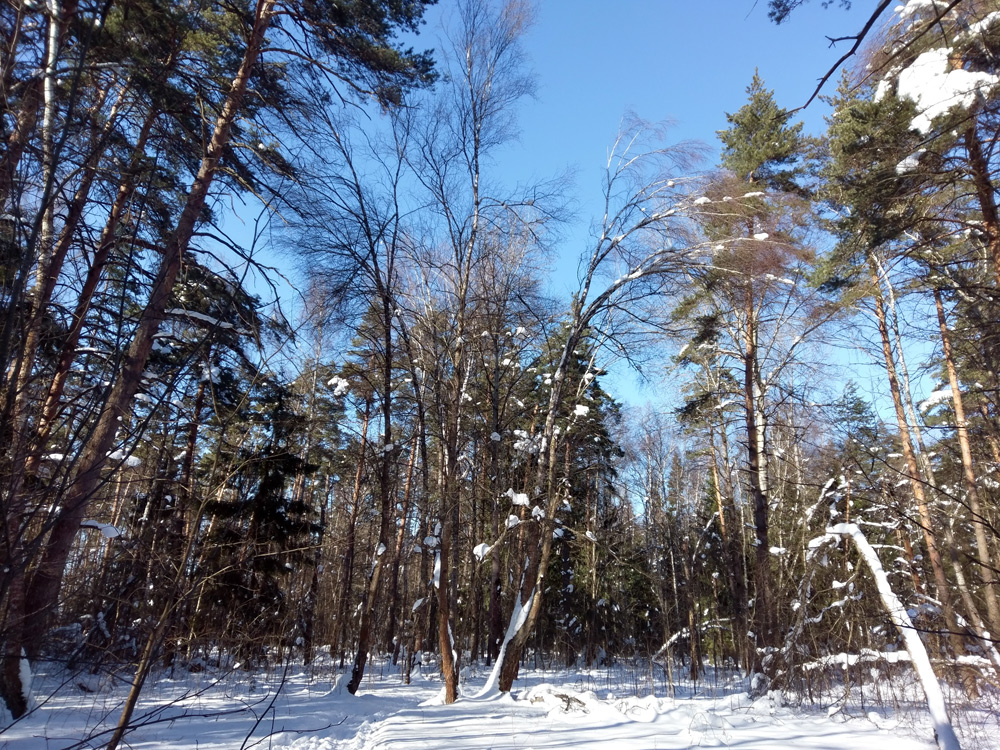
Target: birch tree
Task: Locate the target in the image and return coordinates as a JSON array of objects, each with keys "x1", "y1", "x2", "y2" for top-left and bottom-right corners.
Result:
[{"x1": 481, "y1": 126, "x2": 702, "y2": 694}]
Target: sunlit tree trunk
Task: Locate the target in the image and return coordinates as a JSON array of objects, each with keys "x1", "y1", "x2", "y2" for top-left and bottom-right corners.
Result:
[
  {"x1": 349, "y1": 302, "x2": 397, "y2": 693},
  {"x1": 335, "y1": 398, "x2": 370, "y2": 667},
  {"x1": 387, "y1": 436, "x2": 418, "y2": 664},
  {"x1": 933, "y1": 287, "x2": 1000, "y2": 633},
  {"x1": 20, "y1": 0, "x2": 277, "y2": 658},
  {"x1": 869, "y1": 265, "x2": 964, "y2": 665}
]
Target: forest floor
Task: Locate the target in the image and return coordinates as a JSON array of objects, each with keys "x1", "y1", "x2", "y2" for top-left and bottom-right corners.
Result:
[{"x1": 2, "y1": 655, "x2": 997, "y2": 749}]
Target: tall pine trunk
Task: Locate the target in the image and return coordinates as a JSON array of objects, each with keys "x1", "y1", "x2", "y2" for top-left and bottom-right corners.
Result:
[
  {"x1": 869, "y1": 265, "x2": 965, "y2": 666},
  {"x1": 15, "y1": 0, "x2": 276, "y2": 666},
  {"x1": 348, "y1": 307, "x2": 395, "y2": 694},
  {"x1": 933, "y1": 287, "x2": 1000, "y2": 633}
]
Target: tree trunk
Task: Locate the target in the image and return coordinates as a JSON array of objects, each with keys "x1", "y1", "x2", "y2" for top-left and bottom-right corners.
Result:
[
  {"x1": 707, "y1": 402, "x2": 749, "y2": 670},
  {"x1": 0, "y1": 78, "x2": 42, "y2": 207},
  {"x1": 387, "y1": 436, "x2": 418, "y2": 664},
  {"x1": 104, "y1": 498, "x2": 207, "y2": 750},
  {"x1": 869, "y1": 267, "x2": 964, "y2": 664},
  {"x1": 495, "y1": 338, "x2": 578, "y2": 692},
  {"x1": 436, "y1": 491, "x2": 459, "y2": 702},
  {"x1": 302, "y1": 497, "x2": 326, "y2": 667},
  {"x1": 0, "y1": 569, "x2": 28, "y2": 718},
  {"x1": 348, "y1": 314, "x2": 396, "y2": 694},
  {"x1": 12, "y1": 80, "x2": 121, "y2": 409},
  {"x1": 742, "y1": 297, "x2": 773, "y2": 669},
  {"x1": 23, "y1": 108, "x2": 157, "y2": 480},
  {"x1": 335, "y1": 399, "x2": 369, "y2": 667},
  {"x1": 487, "y1": 361, "x2": 504, "y2": 664},
  {"x1": 933, "y1": 287, "x2": 1000, "y2": 633},
  {"x1": 19, "y1": 0, "x2": 277, "y2": 658},
  {"x1": 964, "y1": 124, "x2": 1000, "y2": 288}
]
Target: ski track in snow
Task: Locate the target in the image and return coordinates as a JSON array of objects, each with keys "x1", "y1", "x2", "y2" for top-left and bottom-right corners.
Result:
[
  {"x1": 352, "y1": 688, "x2": 934, "y2": 750},
  {"x1": 1, "y1": 662, "x2": 950, "y2": 750}
]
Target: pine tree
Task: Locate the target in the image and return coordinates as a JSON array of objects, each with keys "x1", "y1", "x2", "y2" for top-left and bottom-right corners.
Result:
[
  {"x1": 821, "y1": 60, "x2": 1000, "y2": 689},
  {"x1": 695, "y1": 72, "x2": 819, "y2": 676},
  {"x1": 718, "y1": 72, "x2": 809, "y2": 193}
]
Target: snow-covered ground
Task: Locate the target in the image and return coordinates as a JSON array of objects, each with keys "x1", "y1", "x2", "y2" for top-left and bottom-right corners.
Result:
[{"x1": 2, "y1": 657, "x2": 995, "y2": 749}]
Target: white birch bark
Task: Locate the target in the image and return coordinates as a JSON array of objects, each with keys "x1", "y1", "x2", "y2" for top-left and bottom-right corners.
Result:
[{"x1": 825, "y1": 523, "x2": 960, "y2": 750}]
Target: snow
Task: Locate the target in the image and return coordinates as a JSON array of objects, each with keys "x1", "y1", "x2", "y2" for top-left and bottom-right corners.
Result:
[
  {"x1": 693, "y1": 196, "x2": 711, "y2": 205},
  {"x1": 16, "y1": 652, "x2": 31, "y2": 712},
  {"x1": 0, "y1": 661, "x2": 950, "y2": 750},
  {"x1": 753, "y1": 232, "x2": 769, "y2": 240},
  {"x1": 968, "y1": 10, "x2": 1000, "y2": 35},
  {"x1": 108, "y1": 450, "x2": 141, "y2": 468},
  {"x1": 477, "y1": 588, "x2": 537, "y2": 697},
  {"x1": 895, "y1": 47, "x2": 1000, "y2": 134},
  {"x1": 164, "y1": 308, "x2": 236, "y2": 330},
  {"x1": 512, "y1": 429, "x2": 540, "y2": 454},
  {"x1": 918, "y1": 386, "x2": 952, "y2": 413},
  {"x1": 505, "y1": 514, "x2": 521, "y2": 529},
  {"x1": 506, "y1": 488, "x2": 530, "y2": 506},
  {"x1": 896, "y1": 150, "x2": 925, "y2": 174},
  {"x1": 574, "y1": 404, "x2": 590, "y2": 417},
  {"x1": 327, "y1": 376, "x2": 350, "y2": 397},
  {"x1": 473, "y1": 542, "x2": 491, "y2": 561},
  {"x1": 80, "y1": 520, "x2": 122, "y2": 539},
  {"x1": 823, "y1": 523, "x2": 960, "y2": 750},
  {"x1": 797, "y1": 650, "x2": 910, "y2": 673},
  {"x1": 896, "y1": 0, "x2": 949, "y2": 19}
]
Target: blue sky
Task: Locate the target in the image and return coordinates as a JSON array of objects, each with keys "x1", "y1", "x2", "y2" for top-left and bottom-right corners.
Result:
[
  {"x1": 414, "y1": 0, "x2": 891, "y2": 304},
  {"x1": 487, "y1": 1, "x2": 886, "y2": 235}
]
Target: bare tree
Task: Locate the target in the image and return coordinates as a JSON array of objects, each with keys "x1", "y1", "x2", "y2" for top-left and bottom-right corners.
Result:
[
  {"x1": 289, "y1": 104, "x2": 414, "y2": 694},
  {"x1": 481, "y1": 125, "x2": 702, "y2": 694},
  {"x1": 401, "y1": 0, "x2": 541, "y2": 703}
]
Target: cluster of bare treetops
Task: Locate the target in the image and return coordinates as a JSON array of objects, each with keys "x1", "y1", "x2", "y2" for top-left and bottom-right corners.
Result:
[{"x1": 3, "y1": 0, "x2": 1000, "y2": 734}]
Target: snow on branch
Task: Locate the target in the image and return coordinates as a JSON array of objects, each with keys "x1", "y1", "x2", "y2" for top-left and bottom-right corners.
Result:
[
  {"x1": 80, "y1": 520, "x2": 123, "y2": 539},
  {"x1": 824, "y1": 523, "x2": 960, "y2": 750}
]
